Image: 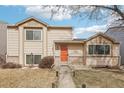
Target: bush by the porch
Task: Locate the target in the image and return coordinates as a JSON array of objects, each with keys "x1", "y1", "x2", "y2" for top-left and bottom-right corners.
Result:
[
  {"x1": 1, "y1": 62, "x2": 22, "y2": 69},
  {"x1": 0, "y1": 57, "x2": 6, "y2": 67},
  {"x1": 39, "y1": 56, "x2": 54, "y2": 68}
]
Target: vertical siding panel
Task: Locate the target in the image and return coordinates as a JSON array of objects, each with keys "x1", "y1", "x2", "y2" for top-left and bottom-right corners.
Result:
[{"x1": 7, "y1": 28, "x2": 19, "y2": 56}]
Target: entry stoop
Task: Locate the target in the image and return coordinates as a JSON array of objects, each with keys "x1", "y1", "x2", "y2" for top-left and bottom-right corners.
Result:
[{"x1": 69, "y1": 62, "x2": 91, "y2": 70}]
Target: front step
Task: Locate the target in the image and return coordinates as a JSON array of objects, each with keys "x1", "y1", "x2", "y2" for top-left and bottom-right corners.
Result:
[{"x1": 69, "y1": 63, "x2": 91, "y2": 70}]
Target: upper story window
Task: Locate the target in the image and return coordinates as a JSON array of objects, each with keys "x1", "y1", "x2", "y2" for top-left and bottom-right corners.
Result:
[
  {"x1": 88, "y1": 45, "x2": 110, "y2": 55},
  {"x1": 26, "y1": 30, "x2": 41, "y2": 40}
]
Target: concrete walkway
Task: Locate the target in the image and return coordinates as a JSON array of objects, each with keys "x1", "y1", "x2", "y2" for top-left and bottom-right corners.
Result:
[{"x1": 58, "y1": 65, "x2": 76, "y2": 88}]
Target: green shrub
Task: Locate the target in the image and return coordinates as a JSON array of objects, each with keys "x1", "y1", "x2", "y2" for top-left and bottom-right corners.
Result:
[
  {"x1": 1, "y1": 62, "x2": 22, "y2": 69},
  {"x1": 39, "y1": 56, "x2": 54, "y2": 68}
]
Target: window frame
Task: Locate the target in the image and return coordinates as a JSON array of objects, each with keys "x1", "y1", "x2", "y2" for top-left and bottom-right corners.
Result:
[
  {"x1": 25, "y1": 29, "x2": 42, "y2": 41},
  {"x1": 88, "y1": 44, "x2": 111, "y2": 56},
  {"x1": 25, "y1": 54, "x2": 41, "y2": 65},
  {"x1": 26, "y1": 30, "x2": 33, "y2": 40},
  {"x1": 55, "y1": 44, "x2": 60, "y2": 50},
  {"x1": 33, "y1": 31, "x2": 41, "y2": 40}
]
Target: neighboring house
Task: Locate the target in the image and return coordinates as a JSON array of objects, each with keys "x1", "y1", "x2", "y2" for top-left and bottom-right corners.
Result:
[
  {"x1": 6, "y1": 17, "x2": 120, "y2": 67},
  {"x1": 105, "y1": 26, "x2": 124, "y2": 65},
  {"x1": 0, "y1": 22, "x2": 7, "y2": 64}
]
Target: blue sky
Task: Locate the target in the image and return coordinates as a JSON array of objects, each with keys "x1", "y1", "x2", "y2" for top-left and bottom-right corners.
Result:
[{"x1": 0, "y1": 5, "x2": 108, "y2": 39}]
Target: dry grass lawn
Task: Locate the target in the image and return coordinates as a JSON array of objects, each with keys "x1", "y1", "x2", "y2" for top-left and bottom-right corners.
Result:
[
  {"x1": 73, "y1": 69, "x2": 124, "y2": 88},
  {"x1": 0, "y1": 68, "x2": 56, "y2": 88}
]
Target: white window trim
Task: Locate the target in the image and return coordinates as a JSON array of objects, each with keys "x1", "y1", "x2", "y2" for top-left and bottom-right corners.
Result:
[
  {"x1": 25, "y1": 29, "x2": 42, "y2": 42},
  {"x1": 88, "y1": 44, "x2": 111, "y2": 56},
  {"x1": 24, "y1": 53, "x2": 42, "y2": 66}
]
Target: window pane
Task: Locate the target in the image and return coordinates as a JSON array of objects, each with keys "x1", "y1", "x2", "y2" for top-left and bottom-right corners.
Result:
[
  {"x1": 34, "y1": 55, "x2": 41, "y2": 64},
  {"x1": 34, "y1": 31, "x2": 41, "y2": 40},
  {"x1": 89, "y1": 45, "x2": 110, "y2": 55},
  {"x1": 96, "y1": 45, "x2": 105, "y2": 54},
  {"x1": 89, "y1": 45, "x2": 93, "y2": 54},
  {"x1": 26, "y1": 31, "x2": 33, "y2": 40},
  {"x1": 105, "y1": 45, "x2": 110, "y2": 54},
  {"x1": 26, "y1": 55, "x2": 33, "y2": 64}
]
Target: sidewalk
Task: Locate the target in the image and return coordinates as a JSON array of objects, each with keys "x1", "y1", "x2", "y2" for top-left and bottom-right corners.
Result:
[{"x1": 58, "y1": 65, "x2": 76, "y2": 88}]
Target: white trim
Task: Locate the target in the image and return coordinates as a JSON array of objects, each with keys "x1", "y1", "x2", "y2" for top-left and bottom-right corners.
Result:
[
  {"x1": 87, "y1": 44, "x2": 111, "y2": 56},
  {"x1": 6, "y1": 28, "x2": 8, "y2": 61},
  {"x1": 25, "y1": 29, "x2": 42, "y2": 41},
  {"x1": 24, "y1": 53, "x2": 42, "y2": 66}
]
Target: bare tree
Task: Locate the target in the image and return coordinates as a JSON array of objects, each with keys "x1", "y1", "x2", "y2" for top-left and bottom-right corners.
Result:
[{"x1": 42, "y1": 5, "x2": 124, "y2": 26}]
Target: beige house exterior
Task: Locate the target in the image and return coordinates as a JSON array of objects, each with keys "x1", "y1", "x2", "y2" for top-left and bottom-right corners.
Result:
[
  {"x1": 7, "y1": 17, "x2": 72, "y2": 66},
  {"x1": 7, "y1": 17, "x2": 120, "y2": 67},
  {"x1": 54, "y1": 33, "x2": 120, "y2": 67}
]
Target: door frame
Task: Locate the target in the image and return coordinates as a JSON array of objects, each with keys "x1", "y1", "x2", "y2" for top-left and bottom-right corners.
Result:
[{"x1": 60, "y1": 44, "x2": 68, "y2": 62}]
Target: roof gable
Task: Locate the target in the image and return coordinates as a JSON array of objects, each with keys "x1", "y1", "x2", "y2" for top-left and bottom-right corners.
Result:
[
  {"x1": 15, "y1": 17, "x2": 48, "y2": 27},
  {"x1": 86, "y1": 32, "x2": 119, "y2": 44},
  {"x1": 7, "y1": 17, "x2": 72, "y2": 29}
]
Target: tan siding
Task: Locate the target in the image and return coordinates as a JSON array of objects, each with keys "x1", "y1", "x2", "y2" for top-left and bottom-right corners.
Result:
[
  {"x1": 68, "y1": 44, "x2": 83, "y2": 63},
  {"x1": 87, "y1": 36, "x2": 112, "y2": 45},
  {"x1": 85, "y1": 35, "x2": 120, "y2": 67},
  {"x1": 48, "y1": 29, "x2": 72, "y2": 55},
  {"x1": 68, "y1": 56, "x2": 83, "y2": 63},
  {"x1": 86, "y1": 56, "x2": 119, "y2": 67},
  {"x1": 42, "y1": 27, "x2": 47, "y2": 57},
  {"x1": 113, "y1": 44, "x2": 120, "y2": 56},
  {"x1": 20, "y1": 20, "x2": 45, "y2": 27},
  {"x1": 68, "y1": 44, "x2": 83, "y2": 56},
  {"x1": 54, "y1": 44, "x2": 83, "y2": 56},
  {"x1": 24, "y1": 42, "x2": 42, "y2": 54},
  {"x1": 6, "y1": 56, "x2": 19, "y2": 64},
  {"x1": 7, "y1": 28, "x2": 19, "y2": 56}
]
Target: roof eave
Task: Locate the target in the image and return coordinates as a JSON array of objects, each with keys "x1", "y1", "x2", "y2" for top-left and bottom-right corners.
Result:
[
  {"x1": 48, "y1": 25, "x2": 72, "y2": 29},
  {"x1": 15, "y1": 17, "x2": 48, "y2": 27},
  {"x1": 86, "y1": 32, "x2": 120, "y2": 44}
]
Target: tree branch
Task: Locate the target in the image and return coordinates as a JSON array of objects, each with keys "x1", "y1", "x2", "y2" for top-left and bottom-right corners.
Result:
[{"x1": 94, "y1": 5, "x2": 124, "y2": 20}]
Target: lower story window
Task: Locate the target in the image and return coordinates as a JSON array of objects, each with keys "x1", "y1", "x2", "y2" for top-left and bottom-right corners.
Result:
[
  {"x1": 26, "y1": 55, "x2": 41, "y2": 64},
  {"x1": 88, "y1": 45, "x2": 110, "y2": 55}
]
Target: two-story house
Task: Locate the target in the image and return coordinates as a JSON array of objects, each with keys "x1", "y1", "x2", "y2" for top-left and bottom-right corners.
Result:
[
  {"x1": 7, "y1": 17, "x2": 72, "y2": 66},
  {"x1": 6, "y1": 17, "x2": 121, "y2": 67}
]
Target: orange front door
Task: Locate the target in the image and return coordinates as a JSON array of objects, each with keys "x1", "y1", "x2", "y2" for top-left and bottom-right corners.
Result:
[{"x1": 60, "y1": 45, "x2": 68, "y2": 62}]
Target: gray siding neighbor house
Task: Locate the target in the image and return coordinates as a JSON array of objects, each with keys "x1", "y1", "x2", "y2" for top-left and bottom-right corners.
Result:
[
  {"x1": 0, "y1": 22, "x2": 7, "y2": 63},
  {"x1": 105, "y1": 26, "x2": 124, "y2": 65}
]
